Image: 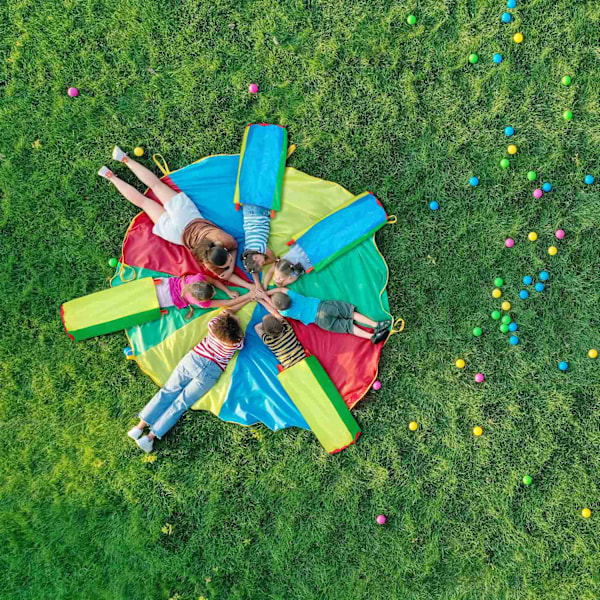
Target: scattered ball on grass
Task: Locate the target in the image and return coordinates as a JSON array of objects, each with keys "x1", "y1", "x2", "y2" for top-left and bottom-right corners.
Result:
[
  {"x1": 248, "y1": 83, "x2": 259, "y2": 94},
  {"x1": 528, "y1": 232, "x2": 538, "y2": 241},
  {"x1": 473, "y1": 327, "x2": 483, "y2": 337},
  {"x1": 469, "y1": 176, "x2": 479, "y2": 187},
  {"x1": 558, "y1": 361, "x2": 569, "y2": 371},
  {"x1": 505, "y1": 238, "x2": 515, "y2": 248},
  {"x1": 523, "y1": 275, "x2": 533, "y2": 285},
  {"x1": 584, "y1": 174, "x2": 595, "y2": 185},
  {"x1": 501, "y1": 12, "x2": 512, "y2": 23},
  {"x1": 372, "y1": 380, "x2": 382, "y2": 390},
  {"x1": 555, "y1": 229, "x2": 565, "y2": 240},
  {"x1": 548, "y1": 245, "x2": 558, "y2": 256},
  {"x1": 408, "y1": 421, "x2": 419, "y2": 431},
  {"x1": 494, "y1": 277, "x2": 504, "y2": 287},
  {"x1": 455, "y1": 359, "x2": 466, "y2": 369},
  {"x1": 527, "y1": 171, "x2": 537, "y2": 181},
  {"x1": 542, "y1": 182, "x2": 552, "y2": 192},
  {"x1": 504, "y1": 126, "x2": 515, "y2": 137},
  {"x1": 513, "y1": 32, "x2": 523, "y2": 43},
  {"x1": 376, "y1": 514, "x2": 387, "y2": 524},
  {"x1": 501, "y1": 301, "x2": 511, "y2": 311},
  {"x1": 519, "y1": 290, "x2": 529, "y2": 299},
  {"x1": 561, "y1": 75, "x2": 572, "y2": 86},
  {"x1": 509, "y1": 322, "x2": 518, "y2": 332},
  {"x1": 501, "y1": 315, "x2": 511, "y2": 325},
  {"x1": 533, "y1": 189, "x2": 543, "y2": 199},
  {"x1": 474, "y1": 373, "x2": 485, "y2": 383},
  {"x1": 582, "y1": 508, "x2": 592, "y2": 519},
  {"x1": 588, "y1": 349, "x2": 598, "y2": 359},
  {"x1": 429, "y1": 200, "x2": 439, "y2": 211},
  {"x1": 108, "y1": 257, "x2": 118, "y2": 268},
  {"x1": 500, "y1": 324, "x2": 509, "y2": 333},
  {"x1": 507, "y1": 144, "x2": 517, "y2": 155},
  {"x1": 491, "y1": 310, "x2": 501, "y2": 320},
  {"x1": 500, "y1": 158, "x2": 510, "y2": 169},
  {"x1": 535, "y1": 282, "x2": 545, "y2": 292},
  {"x1": 407, "y1": 14, "x2": 417, "y2": 25},
  {"x1": 133, "y1": 147, "x2": 144, "y2": 157},
  {"x1": 469, "y1": 53, "x2": 479, "y2": 64},
  {"x1": 493, "y1": 53, "x2": 503, "y2": 64},
  {"x1": 523, "y1": 475, "x2": 533, "y2": 486},
  {"x1": 539, "y1": 271, "x2": 549, "y2": 281},
  {"x1": 507, "y1": 0, "x2": 517, "y2": 8},
  {"x1": 492, "y1": 288, "x2": 502, "y2": 299},
  {"x1": 473, "y1": 426, "x2": 483, "y2": 437},
  {"x1": 67, "y1": 87, "x2": 79, "y2": 97},
  {"x1": 509, "y1": 335, "x2": 519, "y2": 345},
  {"x1": 563, "y1": 110, "x2": 573, "y2": 121}
]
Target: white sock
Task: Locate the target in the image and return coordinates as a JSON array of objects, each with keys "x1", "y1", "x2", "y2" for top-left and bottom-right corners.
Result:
[
  {"x1": 127, "y1": 426, "x2": 142, "y2": 440},
  {"x1": 98, "y1": 166, "x2": 113, "y2": 179},
  {"x1": 112, "y1": 146, "x2": 128, "y2": 163},
  {"x1": 136, "y1": 435, "x2": 154, "y2": 453}
]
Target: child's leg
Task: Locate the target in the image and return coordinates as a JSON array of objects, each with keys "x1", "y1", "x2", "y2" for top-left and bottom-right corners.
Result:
[
  {"x1": 352, "y1": 311, "x2": 378, "y2": 329},
  {"x1": 138, "y1": 366, "x2": 191, "y2": 428},
  {"x1": 121, "y1": 156, "x2": 178, "y2": 206},
  {"x1": 106, "y1": 173, "x2": 166, "y2": 224},
  {"x1": 352, "y1": 324, "x2": 374, "y2": 340}
]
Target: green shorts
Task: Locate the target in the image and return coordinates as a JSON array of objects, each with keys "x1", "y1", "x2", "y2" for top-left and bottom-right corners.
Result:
[{"x1": 314, "y1": 300, "x2": 355, "y2": 334}]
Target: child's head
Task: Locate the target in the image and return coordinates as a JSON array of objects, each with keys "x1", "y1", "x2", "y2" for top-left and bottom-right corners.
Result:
[
  {"x1": 262, "y1": 315, "x2": 284, "y2": 336},
  {"x1": 181, "y1": 281, "x2": 215, "y2": 302},
  {"x1": 271, "y1": 292, "x2": 291, "y2": 311},
  {"x1": 242, "y1": 250, "x2": 266, "y2": 273},
  {"x1": 273, "y1": 259, "x2": 304, "y2": 286},
  {"x1": 212, "y1": 311, "x2": 244, "y2": 345},
  {"x1": 193, "y1": 241, "x2": 232, "y2": 271}
]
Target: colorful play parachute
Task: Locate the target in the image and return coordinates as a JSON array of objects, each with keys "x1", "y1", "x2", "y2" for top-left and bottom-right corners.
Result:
[{"x1": 106, "y1": 153, "x2": 394, "y2": 433}]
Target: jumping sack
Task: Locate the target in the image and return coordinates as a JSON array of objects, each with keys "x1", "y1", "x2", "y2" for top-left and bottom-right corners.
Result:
[
  {"x1": 233, "y1": 123, "x2": 288, "y2": 213},
  {"x1": 278, "y1": 355, "x2": 361, "y2": 453}
]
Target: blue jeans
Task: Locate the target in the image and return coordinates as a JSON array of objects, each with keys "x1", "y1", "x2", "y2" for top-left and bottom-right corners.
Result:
[{"x1": 139, "y1": 352, "x2": 222, "y2": 439}]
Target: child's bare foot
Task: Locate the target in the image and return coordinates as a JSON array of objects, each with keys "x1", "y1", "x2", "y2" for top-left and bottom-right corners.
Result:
[
  {"x1": 112, "y1": 146, "x2": 128, "y2": 163},
  {"x1": 98, "y1": 166, "x2": 113, "y2": 179}
]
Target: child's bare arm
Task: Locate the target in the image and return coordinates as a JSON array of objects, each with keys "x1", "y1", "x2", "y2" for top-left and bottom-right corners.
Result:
[
  {"x1": 266, "y1": 287, "x2": 289, "y2": 296},
  {"x1": 262, "y1": 264, "x2": 276, "y2": 290},
  {"x1": 257, "y1": 298, "x2": 284, "y2": 320},
  {"x1": 254, "y1": 323, "x2": 264, "y2": 337},
  {"x1": 265, "y1": 247, "x2": 276, "y2": 264},
  {"x1": 204, "y1": 275, "x2": 240, "y2": 298},
  {"x1": 218, "y1": 295, "x2": 253, "y2": 313},
  {"x1": 222, "y1": 272, "x2": 253, "y2": 290}
]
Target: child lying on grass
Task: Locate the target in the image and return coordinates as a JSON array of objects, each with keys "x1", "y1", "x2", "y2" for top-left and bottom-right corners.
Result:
[
  {"x1": 267, "y1": 288, "x2": 391, "y2": 344},
  {"x1": 255, "y1": 315, "x2": 307, "y2": 370},
  {"x1": 128, "y1": 310, "x2": 244, "y2": 452}
]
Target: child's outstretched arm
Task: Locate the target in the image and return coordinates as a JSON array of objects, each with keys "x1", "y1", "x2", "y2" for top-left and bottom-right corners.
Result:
[
  {"x1": 217, "y1": 294, "x2": 253, "y2": 313},
  {"x1": 204, "y1": 275, "x2": 240, "y2": 299},
  {"x1": 262, "y1": 264, "x2": 276, "y2": 290},
  {"x1": 222, "y1": 272, "x2": 254, "y2": 290},
  {"x1": 266, "y1": 287, "x2": 289, "y2": 296},
  {"x1": 257, "y1": 298, "x2": 284, "y2": 320},
  {"x1": 265, "y1": 247, "x2": 276, "y2": 264}
]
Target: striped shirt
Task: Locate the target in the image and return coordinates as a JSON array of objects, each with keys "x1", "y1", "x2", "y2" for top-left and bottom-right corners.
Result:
[
  {"x1": 193, "y1": 318, "x2": 244, "y2": 370},
  {"x1": 242, "y1": 204, "x2": 270, "y2": 254},
  {"x1": 261, "y1": 321, "x2": 306, "y2": 369}
]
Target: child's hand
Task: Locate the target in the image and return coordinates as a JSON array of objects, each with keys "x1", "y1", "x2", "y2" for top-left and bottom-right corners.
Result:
[
  {"x1": 252, "y1": 286, "x2": 267, "y2": 301},
  {"x1": 227, "y1": 290, "x2": 240, "y2": 299}
]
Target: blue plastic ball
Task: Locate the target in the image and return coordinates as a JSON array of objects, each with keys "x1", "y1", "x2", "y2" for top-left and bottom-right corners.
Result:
[
  {"x1": 535, "y1": 282, "x2": 545, "y2": 292},
  {"x1": 469, "y1": 176, "x2": 479, "y2": 187},
  {"x1": 429, "y1": 200, "x2": 439, "y2": 211},
  {"x1": 523, "y1": 275, "x2": 533, "y2": 285},
  {"x1": 519, "y1": 290, "x2": 529, "y2": 300},
  {"x1": 539, "y1": 271, "x2": 549, "y2": 281},
  {"x1": 123, "y1": 347, "x2": 133, "y2": 357},
  {"x1": 542, "y1": 182, "x2": 552, "y2": 193},
  {"x1": 493, "y1": 53, "x2": 503, "y2": 64},
  {"x1": 509, "y1": 322, "x2": 518, "y2": 332},
  {"x1": 584, "y1": 174, "x2": 595, "y2": 185},
  {"x1": 509, "y1": 335, "x2": 519, "y2": 345},
  {"x1": 501, "y1": 12, "x2": 512, "y2": 23},
  {"x1": 558, "y1": 361, "x2": 569, "y2": 371},
  {"x1": 507, "y1": 0, "x2": 517, "y2": 8},
  {"x1": 504, "y1": 126, "x2": 515, "y2": 137}
]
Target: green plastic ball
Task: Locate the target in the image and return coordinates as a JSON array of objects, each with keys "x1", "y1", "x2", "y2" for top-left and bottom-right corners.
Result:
[
  {"x1": 469, "y1": 53, "x2": 479, "y2": 64},
  {"x1": 407, "y1": 14, "x2": 416, "y2": 25},
  {"x1": 527, "y1": 171, "x2": 537, "y2": 182},
  {"x1": 561, "y1": 75, "x2": 572, "y2": 86},
  {"x1": 523, "y1": 475, "x2": 532, "y2": 486},
  {"x1": 500, "y1": 158, "x2": 510, "y2": 169},
  {"x1": 494, "y1": 277, "x2": 504, "y2": 287},
  {"x1": 491, "y1": 311, "x2": 501, "y2": 320},
  {"x1": 563, "y1": 110, "x2": 573, "y2": 121},
  {"x1": 473, "y1": 327, "x2": 483, "y2": 337},
  {"x1": 499, "y1": 324, "x2": 509, "y2": 333},
  {"x1": 108, "y1": 257, "x2": 118, "y2": 268},
  {"x1": 501, "y1": 315, "x2": 511, "y2": 325}
]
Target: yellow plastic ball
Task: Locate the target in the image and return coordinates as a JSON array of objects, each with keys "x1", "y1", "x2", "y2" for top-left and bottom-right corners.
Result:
[
  {"x1": 507, "y1": 144, "x2": 518, "y2": 155},
  {"x1": 513, "y1": 32, "x2": 523, "y2": 44},
  {"x1": 492, "y1": 288, "x2": 502, "y2": 299},
  {"x1": 134, "y1": 146, "x2": 144, "y2": 157},
  {"x1": 408, "y1": 421, "x2": 419, "y2": 432},
  {"x1": 589, "y1": 349, "x2": 598, "y2": 359},
  {"x1": 455, "y1": 359, "x2": 466, "y2": 369},
  {"x1": 548, "y1": 245, "x2": 558, "y2": 256},
  {"x1": 473, "y1": 426, "x2": 483, "y2": 437},
  {"x1": 528, "y1": 232, "x2": 538, "y2": 241},
  {"x1": 501, "y1": 301, "x2": 511, "y2": 311},
  {"x1": 582, "y1": 508, "x2": 592, "y2": 519}
]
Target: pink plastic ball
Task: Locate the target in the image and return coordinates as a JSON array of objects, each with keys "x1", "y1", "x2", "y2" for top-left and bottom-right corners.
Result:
[
  {"x1": 67, "y1": 87, "x2": 79, "y2": 97},
  {"x1": 555, "y1": 229, "x2": 565, "y2": 240},
  {"x1": 376, "y1": 514, "x2": 387, "y2": 525},
  {"x1": 533, "y1": 188, "x2": 543, "y2": 199},
  {"x1": 248, "y1": 83, "x2": 259, "y2": 94},
  {"x1": 474, "y1": 373, "x2": 485, "y2": 383},
  {"x1": 372, "y1": 380, "x2": 382, "y2": 391},
  {"x1": 505, "y1": 238, "x2": 515, "y2": 248}
]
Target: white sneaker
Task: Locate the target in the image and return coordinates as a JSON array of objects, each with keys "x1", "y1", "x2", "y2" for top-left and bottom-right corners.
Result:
[
  {"x1": 112, "y1": 146, "x2": 128, "y2": 163},
  {"x1": 127, "y1": 427, "x2": 142, "y2": 440},
  {"x1": 136, "y1": 435, "x2": 154, "y2": 453},
  {"x1": 98, "y1": 166, "x2": 113, "y2": 179}
]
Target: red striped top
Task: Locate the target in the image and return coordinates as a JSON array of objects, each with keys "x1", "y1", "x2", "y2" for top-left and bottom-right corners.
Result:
[{"x1": 193, "y1": 317, "x2": 244, "y2": 370}]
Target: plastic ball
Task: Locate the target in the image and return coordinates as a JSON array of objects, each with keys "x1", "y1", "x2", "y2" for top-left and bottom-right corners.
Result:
[
  {"x1": 376, "y1": 514, "x2": 387, "y2": 525},
  {"x1": 582, "y1": 508, "x2": 592, "y2": 519},
  {"x1": 500, "y1": 324, "x2": 509, "y2": 333},
  {"x1": 372, "y1": 380, "x2": 382, "y2": 390},
  {"x1": 248, "y1": 83, "x2": 259, "y2": 94},
  {"x1": 473, "y1": 327, "x2": 483, "y2": 337},
  {"x1": 493, "y1": 53, "x2": 503, "y2": 64},
  {"x1": 469, "y1": 53, "x2": 479, "y2": 64},
  {"x1": 542, "y1": 182, "x2": 552, "y2": 192},
  {"x1": 123, "y1": 347, "x2": 133, "y2": 357},
  {"x1": 500, "y1": 158, "x2": 510, "y2": 169},
  {"x1": 558, "y1": 361, "x2": 569, "y2": 371},
  {"x1": 539, "y1": 271, "x2": 549, "y2": 281},
  {"x1": 523, "y1": 275, "x2": 533, "y2": 285},
  {"x1": 509, "y1": 322, "x2": 518, "y2": 332},
  {"x1": 429, "y1": 200, "x2": 439, "y2": 211},
  {"x1": 527, "y1": 171, "x2": 537, "y2": 182},
  {"x1": 501, "y1": 12, "x2": 512, "y2": 23},
  {"x1": 455, "y1": 359, "x2": 466, "y2": 369},
  {"x1": 473, "y1": 426, "x2": 483, "y2": 437},
  {"x1": 584, "y1": 174, "x2": 595, "y2": 185},
  {"x1": 563, "y1": 110, "x2": 573, "y2": 121},
  {"x1": 492, "y1": 288, "x2": 502, "y2": 299},
  {"x1": 108, "y1": 257, "x2": 118, "y2": 268},
  {"x1": 469, "y1": 176, "x2": 479, "y2": 187},
  {"x1": 533, "y1": 189, "x2": 543, "y2": 199},
  {"x1": 491, "y1": 310, "x2": 501, "y2": 320},
  {"x1": 528, "y1": 232, "x2": 538, "y2": 242},
  {"x1": 561, "y1": 75, "x2": 572, "y2": 86},
  {"x1": 505, "y1": 238, "x2": 515, "y2": 248},
  {"x1": 501, "y1": 315, "x2": 511, "y2": 325},
  {"x1": 555, "y1": 229, "x2": 565, "y2": 240},
  {"x1": 407, "y1": 14, "x2": 417, "y2": 25},
  {"x1": 523, "y1": 475, "x2": 532, "y2": 486},
  {"x1": 504, "y1": 126, "x2": 515, "y2": 137},
  {"x1": 535, "y1": 282, "x2": 545, "y2": 293},
  {"x1": 507, "y1": 144, "x2": 517, "y2": 155},
  {"x1": 133, "y1": 147, "x2": 144, "y2": 157},
  {"x1": 474, "y1": 373, "x2": 485, "y2": 383},
  {"x1": 507, "y1": 0, "x2": 517, "y2": 7},
  {"x1": 513, "y1": 32, "x2": 523, "y2": 44},
  {"x1": 494, "y1": 277, "x2": 504, "y2": 287},
  {"x1": 548, "y1": 245, "x2": 558, "y2": 256},
  {"x1": 509, "y1": 335, "x2": 519, "y2": 345},
  {"x1": 501, "y1": 301, "x2": 511, "y2": 311},
  {"x1": 519, "y1": 290, "x2": 529, "y2": 300},
  {"x1": 408, "y1": 421, "x2": 419, "y2": 431},
  {"x1": 67, "y1": 86, "x2": 79, "y2": 97},
  {"x1": 588, "y1": 349, "x2": 598, "y2": 359}
]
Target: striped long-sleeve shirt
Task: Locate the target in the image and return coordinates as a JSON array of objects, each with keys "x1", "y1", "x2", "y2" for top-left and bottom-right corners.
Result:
[
  {"x1": 261, "y1": 321, "x2": 306, "y2": 370},
  {"x1": 193, "y1": 318, "x2": 244, "y2": 370}
]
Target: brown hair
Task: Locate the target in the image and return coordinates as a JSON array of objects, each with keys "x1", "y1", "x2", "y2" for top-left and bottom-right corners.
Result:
[
  {"x1": 192, "y1": 240, "x2": 229, "y2": 269},
  {"x1": 275, "y1": 259, "x2": 304, "y2": 280},
  {"x1": 271, "y1": 292, "x2": 291, "y2": 310},
  {"x1": 212, "y1": 313, "x2": 244, "y2": 344},
  {"x1": 181, "y1": 281, "x2": 215, "y2": 319},
  {"x1": 263, "y1": 315, "x2": 283, "y2": 336},
  {"x1": 242, "y1": 250, "x2": 264, "y2": 273}
]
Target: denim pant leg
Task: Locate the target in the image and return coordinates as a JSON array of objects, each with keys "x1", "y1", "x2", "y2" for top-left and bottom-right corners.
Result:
[{"x1": 150, "y1": 358, "x2": 221, "y2": 439}]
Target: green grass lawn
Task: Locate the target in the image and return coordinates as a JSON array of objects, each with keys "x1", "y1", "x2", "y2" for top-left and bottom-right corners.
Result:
[{"x1": 2, "y1": 0, "x2": 600, "y2": 598}]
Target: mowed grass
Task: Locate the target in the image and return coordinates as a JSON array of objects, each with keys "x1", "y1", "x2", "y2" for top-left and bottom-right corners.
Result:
[{"x1": 1, "y1": 0, "x2": 600, "y2": 598}]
